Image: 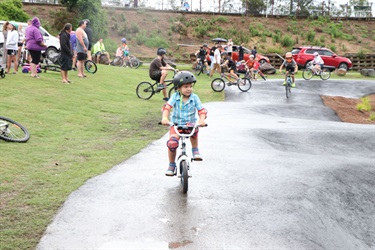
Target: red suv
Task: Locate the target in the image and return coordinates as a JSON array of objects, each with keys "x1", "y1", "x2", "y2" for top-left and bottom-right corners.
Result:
[{"x1": 291, "y1": 46, "x2": 352, "y2": 71}]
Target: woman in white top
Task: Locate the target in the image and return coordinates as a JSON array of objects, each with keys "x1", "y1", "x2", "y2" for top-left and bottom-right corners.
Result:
[
  {"x1": 312, "y1": 52, "x2": 324, "y2": 74},
  {"x1": 6, "y1": 22, "x2": 19, "y2": 74},
  {"x1": 226, "y1": 38, "x2": 233, "y2": 56}
]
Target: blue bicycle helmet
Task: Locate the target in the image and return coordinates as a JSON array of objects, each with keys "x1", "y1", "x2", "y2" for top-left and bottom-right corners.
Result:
[
  {"x1": 173, "y1": 71, "x2": 196, "y2": 88},
  {"x1": 157, "y1": 48, "x2": 167, "y2": 56},
  {"x1": 121, "y1": 37, "x2": 127, "y2": 43}
]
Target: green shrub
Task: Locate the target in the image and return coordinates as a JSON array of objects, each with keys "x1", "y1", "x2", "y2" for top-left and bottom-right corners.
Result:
[
  {"x1": 194, "y1": 25, "x2": 208, "y2": 38},
  {"x1": 215, "y1": 16, "x2": 228, "y2": 23},
  {"x1": 329, "y1": 44, "x2": 336, "y2": 52},
  {"x1": 356, "y1": 97, "x2": 372, "y2": 112},
  {"x1": 265, "y1": 46, "x2": 283, "y2": 54},
  {"x1": 281, "y1": 36, "x2": 294, "y2": 47},
  {"x1": 272, "y1": 30, "x2": 281, "y2": 43},
  {"x1": 120, "y1": 13, "x2": 126, "y2": 22},
  {"x1": 306, "y1": 30, "x2": 315, "y2": 43},
  {"x1": 249, "y1": 25, "x2": 260, "y2": 37},
  {"x1": 357, "y1": 49, "x2": 365, "y2": 59}
]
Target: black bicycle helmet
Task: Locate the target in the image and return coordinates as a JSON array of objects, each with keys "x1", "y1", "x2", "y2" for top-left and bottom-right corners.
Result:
[
  {"x1": 203, "y1": 43, "x2": 208, "y2": 47},
  {"x1": 221, "y1": 52, "x2": 228, "y2": 57},
  {"x1": 157, "y1": 48, "x2": 167, "y2": 56},
  {"x1": 173, "y1": 71, "x2": 197, "y2": 88}
]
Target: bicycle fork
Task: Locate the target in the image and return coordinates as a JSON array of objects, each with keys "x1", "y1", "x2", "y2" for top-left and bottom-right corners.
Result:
[{"x1": 176, "y1": 141, "x2": 192, "y2": 178}]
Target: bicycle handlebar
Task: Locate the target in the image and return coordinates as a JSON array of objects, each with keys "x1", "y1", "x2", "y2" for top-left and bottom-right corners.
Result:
[{"x1": 158, "y1": 122, "x2": 207, "y2": 137}]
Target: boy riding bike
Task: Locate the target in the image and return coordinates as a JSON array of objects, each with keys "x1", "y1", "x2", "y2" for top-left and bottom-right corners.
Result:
[
  {"x1": 221, "y1": 52, "x2": 240, "y2": 84},
  {"x1": 195, "y1": 44, "x2": 209, "y2": 75},
  {"x1": 161, "y1": 71, "x2": 207, "y2": 176},
  {"x1": 279, "y1": 52, "x2": 298, "y2": 88}
]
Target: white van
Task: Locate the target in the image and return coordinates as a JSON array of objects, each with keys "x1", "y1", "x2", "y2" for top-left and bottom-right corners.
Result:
[{"x1": 0, "y1": 21, "x2": 60, "y2": 57}]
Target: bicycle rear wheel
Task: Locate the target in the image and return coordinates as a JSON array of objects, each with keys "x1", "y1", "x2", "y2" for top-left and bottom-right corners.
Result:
[
  {"x1": 320, "y1": 69, "x2": 331, "y2": 80},
  {"x1": 0, "y1": 116, "x2": 30, "y2": 142},
  {"x1": 211, "y1": 78, "x2": 225, "y2": 92},
  {"x1": 302, "y1": 69, "x2": 313, "y2": 80},
  {"x1": 84, "y1": 60, "x2": 97, "y2": 74},
  {"x1": 168, "y1": 85, "x2": 176, "y2": 98},
  {"x1": 238, "y1": 77, "x2": 252, "y2": 92},
  {"x1": 136, "y1": 82, "x2": 154, "y2": 100},
  {"x1": 112, "y1": 56, "x2": 123, "y2": 67},
  {"x1": 180, "y1": 160, "x2": 189, "y2": 193},
  {"x1": 194, "y1": 62, "x2": 202, "y2": 75}
]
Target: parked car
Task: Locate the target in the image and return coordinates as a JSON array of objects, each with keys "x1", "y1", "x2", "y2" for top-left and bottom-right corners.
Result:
[
  {"x1": 0, "y1": 20, "x2": 60, "y2": 58},
  {"x1": 291, "y1": 46, "x2": 352, "y2": 71}
]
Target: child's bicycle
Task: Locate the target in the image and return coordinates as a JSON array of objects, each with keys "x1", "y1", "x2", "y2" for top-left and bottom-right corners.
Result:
[
  {"x1": 44, "y1": 51, "x2": 97, "y2": 74},
  {"x1": 111, "y1": 55, "x2": 142, "y2": 69},
  {"x1": 161, "y1": 122, "x2": 207, "y2": 193},
  {"x1": 0, "y1": 116, "x2": 30, "y2": 142},
  {"x1": 283, "y1": 70, "x2": 294, "y2": 99},
  {"x1": 0, "y1": 65, "x2": 5, "y2": 78},
  {"x1": 302, "y1": 64, "x2": 331, "y2": 80},
  {"x1": 211, "y1": 72, "x2": 252, "y2": 92},
  {"x1": 136, "y1": 70, "x2": 178, "y2": 100}
]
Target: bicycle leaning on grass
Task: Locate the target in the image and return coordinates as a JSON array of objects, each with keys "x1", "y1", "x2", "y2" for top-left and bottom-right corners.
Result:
[
  {"x1": 211, "y1": 71, "x2": 252, "y2": 92},
  {"x1": 0, "y1": 116, "x2": 30, "y2": 142},
  {"x1": 136, "y1": 69, "x2": 178, "y2": 100},
  {"x1": 160, "y1": 122, "x2": 207, "y2": 193},
  {"x1": 302, "y1": 64, "x2": 331, "y2": 80}
]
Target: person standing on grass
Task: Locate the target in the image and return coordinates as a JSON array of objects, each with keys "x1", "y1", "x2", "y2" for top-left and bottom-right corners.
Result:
[
  {"x1": 76, "y1": 20, "x2": 89, "y2": 78},
  {"x1": 59, "y1": 23, "x2": 73, "y2": 84},
  {"x1": 5, "y1": 22, "x2": 19, "y2": 74},
  {"x1": 84, "y1": 19, "x2": 93, "y2": 61},
  {"x1": 2, "y1": 21, "x2": 10, "y2": 67},
  {"x1": 25, "y1": 17, "x2": 47, "y2": 78}
]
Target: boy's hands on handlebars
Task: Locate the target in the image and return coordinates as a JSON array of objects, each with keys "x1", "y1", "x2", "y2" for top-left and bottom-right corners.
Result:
[
  {"x1": 197, "y1": 120, "x2": 207, "y2": 127},
  {"x1": 161, "y1": 117, "x2": 170, "y2": 125}
]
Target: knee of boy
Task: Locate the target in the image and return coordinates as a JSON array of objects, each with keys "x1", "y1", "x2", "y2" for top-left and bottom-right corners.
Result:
[{"x1": 167, "y1": 137, "x2": 179, "y2": 151}]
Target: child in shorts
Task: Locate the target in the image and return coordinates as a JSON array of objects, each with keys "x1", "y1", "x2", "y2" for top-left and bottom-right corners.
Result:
[{"x1": 161, "y1": 71, "x2": 207, "y2": 176}]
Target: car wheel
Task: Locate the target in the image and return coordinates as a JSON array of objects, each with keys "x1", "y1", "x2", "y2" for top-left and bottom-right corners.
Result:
[
  {"x1": 304, "y1": 61, "x2": 312, "y2": 69},
  {"x1": 338, "y1": 63, "x2": 348, "y2": 70},
  {"x1": 259, "y1": 59, "x2": 266, "y2": 65},
  {"x1": 46, "y1": 47, "x2": 59, "y2": 59}
]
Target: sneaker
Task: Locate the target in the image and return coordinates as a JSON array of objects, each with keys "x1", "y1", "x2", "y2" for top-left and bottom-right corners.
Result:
[
  {"x1": 193, "y1": 151, "x2": 203, "y2": 161},
  {"x1": 292, "y1": 82, "x2": 296, "y2": 88},
  {"x1": 157, "y1": 84, "x2": 166, "y2": 90},
  {"x1": 283, "y1": 81, "x2": 286, "y2": 86},
  {"x1": 165, "y1": 165, "x2": 175, "y2": 176}
]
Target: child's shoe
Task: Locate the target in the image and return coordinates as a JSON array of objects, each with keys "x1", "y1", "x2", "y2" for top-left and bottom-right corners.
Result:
[
  {"x1": 292, "y1": 82, "x2": 296, "y2": 88},
  {"x1": 165, "y1": 163, "x2": 176, "y2": 176},
  {"x1": 283, "y1": 81, "x2": 286, "y2": 86},
  {"x1": 192, "y1": 151, "x2": 203, "y2": 161}
]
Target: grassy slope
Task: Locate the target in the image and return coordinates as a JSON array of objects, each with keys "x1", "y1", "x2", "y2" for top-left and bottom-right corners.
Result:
[{"x1": 0, "y1": 64, "x2": 222, "y2": 249}]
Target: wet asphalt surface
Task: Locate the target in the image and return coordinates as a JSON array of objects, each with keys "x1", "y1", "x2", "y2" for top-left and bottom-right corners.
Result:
[{"x1": 37, "y1": 79, "x2": 375, "y2": 250}]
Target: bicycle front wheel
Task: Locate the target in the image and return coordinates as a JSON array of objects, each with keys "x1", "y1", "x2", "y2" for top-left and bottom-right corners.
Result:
[
  {"x1": 302, "y1": 69, "x2": 313, "y2": 80},
  {"x1": 194, "y1": 63, "x2": 202, "y2": 75},
  {"x1": 238, "y1": 77, "x2": 252, "y2": 92},
  {"x1": 320, "y1": 69, "x2": 331, "y2": 80},
  {"x1": 136, "y1": 82, "x2": 154, "y2": 100},
  {"x1": 0, "y1": 116, "x2": 30, "y2": 142},
  {"x1": 285, "y1": 83, "x2": 291, "y2": 98},
  {"x1": 180, "y1": 160, "x2": 189, "y2": 193},
  {"x1": 129, "y1": 58, "x2": 141, "y2": 69},
  {"x1": 211, "y1": 78, "x2": 225, "y2": 92},
  {"x1": 85, "y1": 60, "x2": 97, "y2": 74}
]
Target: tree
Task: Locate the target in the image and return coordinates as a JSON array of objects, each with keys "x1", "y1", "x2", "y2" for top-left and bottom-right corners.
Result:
[
  {"x1": 242, "y1": 0, "x2": 266, "y2": 15},
  {"x1": 0, "y1": 0, "x2": 29, "y2": 21},
  {"x1": 76, "y1": 0, "x2": 108, "y2": 40}
]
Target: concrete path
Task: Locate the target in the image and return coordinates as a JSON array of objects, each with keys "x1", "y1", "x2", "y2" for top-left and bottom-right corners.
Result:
[{"x1": 37, "y1": 79, "x2": 375, "y2": 250}]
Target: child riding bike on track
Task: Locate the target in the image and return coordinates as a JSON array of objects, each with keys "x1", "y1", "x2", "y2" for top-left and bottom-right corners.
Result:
[
  {"x1": 312, "y1": 52, "x2": 324, "y2": 75},
  {"x1": 221, "y1": 52, "x2": 240, "y2": 84},
  {"x1": 279, "y1": 52, "x2": 298, "y2": 88},
  {"x1": 161, "y1": 71, "x2": 207, "y2": 176}
]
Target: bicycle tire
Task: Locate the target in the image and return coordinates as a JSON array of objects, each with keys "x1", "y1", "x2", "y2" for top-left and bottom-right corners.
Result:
[
  {"x1": 112, "y1": 56, "x2": 123, "y2": 67},
  {"x1": 84, "y1": 60, "x2": 97, "y2": 74},
  {"x1": 211, "y1": 78, "x2": 225, "y2": 92},
  {"x1": 286, "y1": 82, "x2": 291, "y2": 98},
  {"x1": 136, "y1": 81, "x2": 154, "y2": 100},
  {"x1": 129, "y1": 58, "x2": 141, "y2": 69},
  {"x1": 238, "y1": 77, "x2": 252, "y2": 92},
  {"x1": 180, "y1": 160, "x2": 189, "y2": 193},
  {"x1": 0, "y1": 116, "x2": 30, "y2": 142},
  {"x1": 320, "y1": 69, "x2": 331, "y2": 80},
  {"x1": 302, "y1": 69, "x2": 313, "y2": 80},
  {"x1": 195, "y1": 62, "x2": 202, "y2": 75}
]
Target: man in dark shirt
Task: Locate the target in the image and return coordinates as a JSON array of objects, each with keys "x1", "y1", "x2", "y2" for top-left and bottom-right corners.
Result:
[
  {"x1": 209, "y1": 42, "x2": 218, "y2": 71},
  {"x1": 239, "y1": 42, "x2": 244, "y2": 61},
  {"x1": 84, "y1": 19, "x2": 93, "y2": 60}
]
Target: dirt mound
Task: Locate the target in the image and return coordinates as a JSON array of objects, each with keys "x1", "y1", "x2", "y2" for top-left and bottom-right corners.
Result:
[{"x1": 321, "y1": 94, "x2": 375, "y2": 124}]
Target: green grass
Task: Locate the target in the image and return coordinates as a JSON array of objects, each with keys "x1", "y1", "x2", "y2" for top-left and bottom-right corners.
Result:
[{"x1": 0, "y1": 64, "x2": 223, "y2": 249}]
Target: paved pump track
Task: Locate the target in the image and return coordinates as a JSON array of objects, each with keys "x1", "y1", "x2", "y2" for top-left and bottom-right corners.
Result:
[{"x1": 38, "y1": 79, "x2": 375, "y2": 250}]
